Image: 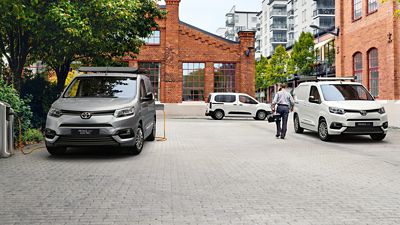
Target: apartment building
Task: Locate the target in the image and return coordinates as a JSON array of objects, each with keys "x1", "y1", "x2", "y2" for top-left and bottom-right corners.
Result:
[
  {"x1": 223, "y1": 6, "x2": 260, "y2": 42},
  {"x1": 260, "y1": 0, "x2": 335, "y2": 57}
]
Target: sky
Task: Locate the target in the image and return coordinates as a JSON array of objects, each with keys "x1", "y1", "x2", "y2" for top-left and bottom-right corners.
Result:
[{"x1": 159, "y1": 0, "x2": 261, "y2": 34}]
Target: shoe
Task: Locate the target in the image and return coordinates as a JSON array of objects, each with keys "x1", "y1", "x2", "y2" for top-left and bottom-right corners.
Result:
[
  {"x1": 280, "y1": 136, "x2": 285, "y2": 139},
  {"x1": 275, "y1": 134, "x2": 280, "y2": 138}
]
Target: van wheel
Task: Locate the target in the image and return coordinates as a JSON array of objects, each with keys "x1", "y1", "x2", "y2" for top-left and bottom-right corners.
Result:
[
  {"x1": 318, "y1": 119, "x2": 331, "y2": 141},
  {"x1": 146, "y1": 118, "x2": 156, "y2": 141},
  {"x1": 46, "y1": 146, "x2": 67, "y2": 156},
  {"x1": 255, "y1": 110, "x2": 267, "y2": 120},
  {"x1": 370, "y1": 133, "x2": 386, "y2": 141},
  {"x1": 128, "y1": 126, "x2": 144, "y2": 155},
  {"x1": 294, "y1": 114, "x2": 304, "y2": 133},
  {"x1": 213, "y1": 110, "x2": 224, "y2": 120}
]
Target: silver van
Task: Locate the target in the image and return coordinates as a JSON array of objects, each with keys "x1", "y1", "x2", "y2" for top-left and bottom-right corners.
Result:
[{"x1": 45, "y1": 68, "x2": 156, "y2": 155}]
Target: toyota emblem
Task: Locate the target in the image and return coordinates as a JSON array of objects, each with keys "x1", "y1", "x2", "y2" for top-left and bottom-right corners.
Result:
[
  {"x1": 80, "y1": 112, "x2": 92, "y2": 119},
  {"x1": 360, "y1": 110, "x2": 367, "y2": 116}
]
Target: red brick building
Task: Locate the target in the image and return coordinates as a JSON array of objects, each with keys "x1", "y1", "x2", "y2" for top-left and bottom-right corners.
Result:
[
  {"x1": 336, "y1": 0, "x2": 400, "y2": 100},
  {"x1": 125, "y1": 0, "x2": 256, "y2": 103}
]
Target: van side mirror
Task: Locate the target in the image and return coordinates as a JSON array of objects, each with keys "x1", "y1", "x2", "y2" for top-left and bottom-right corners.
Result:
[
  {"x1": 141, "y1": 93, "x2": 154, "y2": 102},
  {"x1": 309, "y1": 96, "x2": 319, "y2": 104}
]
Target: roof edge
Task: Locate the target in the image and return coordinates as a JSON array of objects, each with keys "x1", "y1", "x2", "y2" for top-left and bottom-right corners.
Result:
[{"x1": 179, "y1": 21, "x2": 240, "y2": 44}]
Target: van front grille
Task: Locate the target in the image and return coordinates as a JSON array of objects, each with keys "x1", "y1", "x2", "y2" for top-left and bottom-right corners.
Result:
[{"x1": 55, "y1": 136, "x2": 119, "y2": 146}]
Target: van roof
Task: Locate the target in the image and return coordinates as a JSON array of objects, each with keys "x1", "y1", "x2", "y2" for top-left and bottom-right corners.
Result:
[
  {"x1": 299, "y1": 81, "x2": 362, "y2": 86},
  {"x1": 76, "y1": 73, "x2": 140, "y2": 78}
]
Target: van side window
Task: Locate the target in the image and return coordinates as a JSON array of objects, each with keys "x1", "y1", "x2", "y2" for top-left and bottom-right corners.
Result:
[
  {"x1": 215, "y1": 95, "x2": 236, "y2": 103},
  {"x1": 239, "y1": 95, "x2": 257, "y2": 104},
  {"x1": 309, "y1": 86, "x2": 321, "y2": 103},
  {"x1": 140, "y1": 80, "x2": 146, "y2": 98}
]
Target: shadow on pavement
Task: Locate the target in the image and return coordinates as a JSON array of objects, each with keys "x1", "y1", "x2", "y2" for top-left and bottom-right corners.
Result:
[
  {"x1": 299, "y1": 131, "x2": 387, "y2": 144},
  {"x1": 46, "y1": 147, "x2": 135, "y2": 161}
]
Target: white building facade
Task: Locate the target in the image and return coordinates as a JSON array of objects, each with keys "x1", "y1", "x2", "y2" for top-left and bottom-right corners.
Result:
[{"x1": 260, "y1": 0, "x2": 335, "y2": 57}]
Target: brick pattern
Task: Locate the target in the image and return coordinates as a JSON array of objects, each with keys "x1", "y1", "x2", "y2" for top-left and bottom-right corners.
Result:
[
  {"x1": 336, "y1": 0, "x2": 400, "y2": 100},
  {"x1": 127, "y1": 0, "x2": 256, "y2": 103}
]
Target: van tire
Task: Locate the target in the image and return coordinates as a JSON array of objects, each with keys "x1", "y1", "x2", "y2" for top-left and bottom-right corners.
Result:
[
  {"x1": 255, "y1": 110, "x2": 268, "y2": 120},
  {"x1": 213, "y1": 110, "x2": 224, "y2": 120},
  {"x1": 370, "y1": 133, "x2": 386, "y2": 141},
  {"x1": 128, "y1": 126, "x2": 144, "y2": 155},
  {"x1": 318, "y1": 118, "x2": 331, "y2": 141},
  {"x1": 294, "y1": 114, "x2": 304, "y2": 133},
  {"x1": 146, "y1": 118, "x2": 156, "y2": 141},
  {"x1": 46, "y1": 146, "x2": 67, "y2": 156}
]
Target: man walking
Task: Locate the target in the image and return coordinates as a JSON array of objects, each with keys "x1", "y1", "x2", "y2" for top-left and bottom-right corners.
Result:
[{"x1": 272, "y1": 83, "x2": 294, "y2": 139}]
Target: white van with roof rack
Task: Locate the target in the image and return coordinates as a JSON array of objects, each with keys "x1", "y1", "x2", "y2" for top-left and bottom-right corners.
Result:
[
  {"x1": 293, "y1": 77, "x2": 388, "y2": 141},
  {"x1": 205, "y1": 93, "x2": 272, "y2": 120}
]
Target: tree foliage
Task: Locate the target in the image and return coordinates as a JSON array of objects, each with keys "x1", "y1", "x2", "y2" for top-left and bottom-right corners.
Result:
[
  {"x1": 0, "y1": 0, "x2": 164, "y2": 92},
  {"x1": 256, "y1": 45, "x2": 293, "y2": 90},
  {"x1": 0, "y1": 0, "x2": 49, "y2": 91},
  {"x1": 35, "y1": 0, "x2": 164, "y2": 91},
  {"x1": 291, "y1": 32, "x2": 315, "y2": 76}
]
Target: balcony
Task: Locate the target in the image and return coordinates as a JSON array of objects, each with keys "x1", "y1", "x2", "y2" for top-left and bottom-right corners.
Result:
[
  {"x1": 288, "y1": 9, "x2": 294, "y2": 18},
  {"x1": 270, "y1": 23, "x2": 288, "y2": 30},
  {"x1": 313, "y1": 8, "x2": 335, "y2": 18},
  {"x1": 270, "y1": 10, "x2": 287, "y2": 18},
  {"x1": 288, "y1": 24, "x2": 294, "y2": 32},
  {"x1": 270, "y1": 37, "x2": 287, "y2": 43}
]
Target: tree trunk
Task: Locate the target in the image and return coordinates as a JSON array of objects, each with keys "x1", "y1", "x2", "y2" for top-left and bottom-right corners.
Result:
[{"x1": 54, "y1": 59, "x2": 72, "y2": 93}]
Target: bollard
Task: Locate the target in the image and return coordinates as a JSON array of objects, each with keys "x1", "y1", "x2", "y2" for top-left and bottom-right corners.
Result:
[
  {"x1": 0, "y1": 101, "x2": 14, "y2": 158},
  {"x1": 155, "y1": 103, "x2": 167, "y2": 141}
]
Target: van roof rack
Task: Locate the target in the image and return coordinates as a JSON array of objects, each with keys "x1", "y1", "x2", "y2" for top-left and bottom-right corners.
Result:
[
  {"x1": 78, "y1": 67, "x2": 139, "y2": 74},
  {"x1": 316, "y1": 77, "x2": 355, "y2": 82}
]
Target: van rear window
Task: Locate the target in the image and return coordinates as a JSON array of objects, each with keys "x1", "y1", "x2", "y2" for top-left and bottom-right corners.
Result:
[{"x1": 215, "y1": 95, "x2": 236, "y2": 103}]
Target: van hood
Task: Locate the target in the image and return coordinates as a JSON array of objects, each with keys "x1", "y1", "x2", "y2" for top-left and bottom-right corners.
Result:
[
  {"x1": 325, "y1": 101, "x2": 383, "y2": 110},
  {"x1": 52, "y1": 98, "x2": 134, "y2": 112}
]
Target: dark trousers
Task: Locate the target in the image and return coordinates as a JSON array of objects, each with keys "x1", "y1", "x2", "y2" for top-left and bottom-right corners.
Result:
[{"x1": 276, "y1": 105, "x2": 290, "y2": 137}]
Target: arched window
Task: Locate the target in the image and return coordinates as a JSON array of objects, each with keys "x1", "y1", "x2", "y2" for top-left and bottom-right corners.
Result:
[
  {"x1": 353, "y1": 52, "x2": 363, "y2": 84},
  {"x1": 353, "y1": 0, "x2": 362, "y2": 20},
  {"x1": 368, "y1": 48, "x2": 379, "y2": 97}
]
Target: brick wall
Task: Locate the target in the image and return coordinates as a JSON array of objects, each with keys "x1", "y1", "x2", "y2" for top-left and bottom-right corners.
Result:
[
  {"x1": 127, "y1": 0, "x2": 256, "y2": 103},
  {"x1": 336, "y1": 0, "x2": 400, "y2": 100}
]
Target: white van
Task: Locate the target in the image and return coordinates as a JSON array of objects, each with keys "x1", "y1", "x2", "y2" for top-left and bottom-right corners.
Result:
[
  {"x1": 205, "y1": 93, "x2": 272, "y2": 120},
  {"x1": 293, "y1": 78, "x2": 388, "y2": 141}
]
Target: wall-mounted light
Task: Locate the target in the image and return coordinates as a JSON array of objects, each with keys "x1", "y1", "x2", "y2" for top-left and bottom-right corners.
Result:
[{"x1": 245, "y1": 47, "x2": 255, "y2": 57}]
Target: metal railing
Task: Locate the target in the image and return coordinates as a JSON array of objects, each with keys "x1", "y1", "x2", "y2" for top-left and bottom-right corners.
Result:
[{"x1": 313, "y1": 8, "x2": 335, "y2": 17}]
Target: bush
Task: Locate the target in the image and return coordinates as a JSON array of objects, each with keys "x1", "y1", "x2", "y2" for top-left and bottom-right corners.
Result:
[
  {"x1": 22, "y1": 128, "x2": 44, "y2": 144},
  {"x1": 21, "y1": 75, "x2": 59, "y2": 129},
  {"x1": 0, "y1": 77, "x2": 33, "y2": 140}
]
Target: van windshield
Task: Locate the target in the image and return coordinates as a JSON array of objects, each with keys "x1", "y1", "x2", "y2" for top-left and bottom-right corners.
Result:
[
  {"x1": 63, "y1": 77, "x2": 137, "y2": 98},
  {"x1": 320, "y1": 84, "x2": 374, "y2": 101}
]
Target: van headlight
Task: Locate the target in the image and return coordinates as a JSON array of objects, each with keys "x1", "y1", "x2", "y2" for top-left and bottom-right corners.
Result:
[
  {"x1": 378, "y1": 107, "x2": 386, "y2": 114},
  {"x1": 329, "y1": 107, "x2": 345, "y2": 115},
  {"x1": 114, "y1": 107, "x2": 135, "y2": 118},
  {"x1": 48, "y1": 108, "x2": 62, "y2": 118}
]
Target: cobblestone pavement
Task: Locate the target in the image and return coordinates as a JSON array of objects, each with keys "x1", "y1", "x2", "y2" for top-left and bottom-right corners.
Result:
[{"x1": 1, "y1": 118, "x2": 400, "y2": 225}]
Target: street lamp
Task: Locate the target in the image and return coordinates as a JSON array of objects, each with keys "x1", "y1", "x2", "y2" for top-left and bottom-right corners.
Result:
[{"x1": 310, "y1": 25, "x2": 340, "y2": 37}]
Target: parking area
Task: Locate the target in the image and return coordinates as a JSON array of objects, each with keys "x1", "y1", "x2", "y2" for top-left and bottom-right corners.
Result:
[{"x1": 1, "y1": 117, "x2": 400, "y2": 225}]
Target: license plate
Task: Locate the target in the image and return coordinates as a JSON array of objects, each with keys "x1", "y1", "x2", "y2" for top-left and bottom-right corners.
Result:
[
  {"x1": 356, "y1": 122, "x2": 373, "y2": 127},
  {"x1": 71, "y1": 129, "x2": 100, "y2": 136}
]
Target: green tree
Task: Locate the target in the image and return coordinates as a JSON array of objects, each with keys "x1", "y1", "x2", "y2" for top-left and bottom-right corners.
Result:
[
  {"x1": 0, "y1": 0, "x2": 50, "y2": 91},
  {"x1": 35, "y1": 0, "x2": 164, "y2": 92},
  {"x1": 291, "y1": 32, "x2": 315, "y2": 76},
  {"x1": 255, "y1": 56, "x2": 269, "y2": 90},
  {"x1": 265, "y1": 45, "x2": 292, "y2": 86}
]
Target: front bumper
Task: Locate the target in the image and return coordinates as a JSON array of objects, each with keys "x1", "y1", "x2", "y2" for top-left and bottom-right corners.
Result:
[
  {"x1": 45, "y1": 114, "x2": 139, "y2": 147},
  {"x1": 327, "y1": 112, "x2": 388, "y2": 135}
]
